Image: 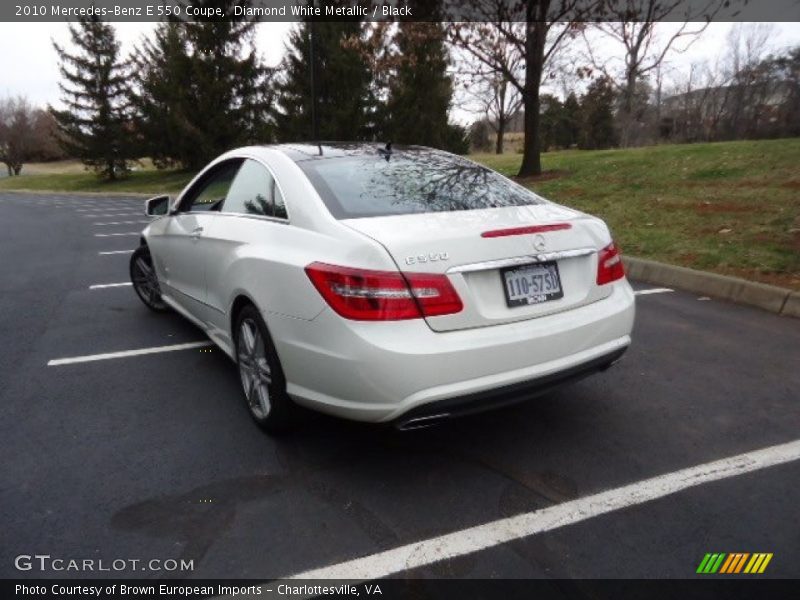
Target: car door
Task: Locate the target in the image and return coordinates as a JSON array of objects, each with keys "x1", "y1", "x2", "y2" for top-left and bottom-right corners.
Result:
[
  {"x1": 201, "y1": 158, "x2": 290, "y2": 345},
  {"x1": 156, "y1": 159, "x2": 242, "y2": 322}
]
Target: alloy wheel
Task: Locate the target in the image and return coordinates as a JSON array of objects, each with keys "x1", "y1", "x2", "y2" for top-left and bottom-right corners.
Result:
[
  {"x1": 237, "y1": 318, "x2": 273, "y2": 419},
  {"x1": 131, "y1": 250, "x2": 167, "y2": 311}
]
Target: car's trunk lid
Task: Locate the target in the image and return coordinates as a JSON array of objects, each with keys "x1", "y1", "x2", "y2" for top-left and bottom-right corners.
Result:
[{"x1": 342, "y1": 205, "x2": 610, "y2": 332}]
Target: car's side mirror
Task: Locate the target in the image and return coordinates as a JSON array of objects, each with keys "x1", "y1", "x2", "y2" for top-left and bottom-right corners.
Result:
[{"x1": 145, "y1": 195, "x2": 170, "y2": 217}]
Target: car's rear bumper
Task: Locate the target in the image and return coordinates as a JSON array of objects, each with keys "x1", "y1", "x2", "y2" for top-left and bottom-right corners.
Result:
[
  {"x1": 266, "y1": 279, "x2": 635, "y2": 423},
  {"x1": 392, "y1": 345, "x2": 627, "y2": 430}
]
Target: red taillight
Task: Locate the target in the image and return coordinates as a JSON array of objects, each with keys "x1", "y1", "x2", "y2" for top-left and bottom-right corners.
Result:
[
  {"x1": 305, "y1": 262, "x2": 463, "y2": 321},
  {"x1": 481, "y1": 223, "x2": 572, "y2": 238},
  {"x1": 596, "y1": 241, "x2": 625, "y2": 285}
]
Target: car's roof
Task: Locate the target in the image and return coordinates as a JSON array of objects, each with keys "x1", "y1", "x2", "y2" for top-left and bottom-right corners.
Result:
[{"x1": 264, "y1": 142, "x2": 441, "y2": 163}]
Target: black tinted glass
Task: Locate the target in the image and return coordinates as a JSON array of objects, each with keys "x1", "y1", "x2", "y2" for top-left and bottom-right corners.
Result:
[
  {"x1": 300, "y1": 151, "x2": 543, "y2": 219},
  {"x1": 224, "y1": 159, "x2": 274, "y2": 217},
  {"x1": 183, "y1": 161, "x2": 242, "y2": 212}
]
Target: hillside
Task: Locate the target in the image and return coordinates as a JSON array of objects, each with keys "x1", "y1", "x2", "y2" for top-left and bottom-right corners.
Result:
[
  {"x1": 475, "y1": 139, "x2": 800, "y2": 290},
  {"x1": 2, "y1": 139, "x2": 798, "y2": 289}
]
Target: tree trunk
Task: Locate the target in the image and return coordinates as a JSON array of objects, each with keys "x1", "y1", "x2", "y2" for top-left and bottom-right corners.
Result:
[
  {"x1": 518, "y1": 18, "x2": 545, "y2": 177},
  {"x1": 495, "y1": 114, "x2": 505, "y2": 154},
  {"x1": 620, "y1": 67, "x2": 637, "y2": 148},
  {"x1": 13, "y1": 164, "x2": 22, "y2": 176}
]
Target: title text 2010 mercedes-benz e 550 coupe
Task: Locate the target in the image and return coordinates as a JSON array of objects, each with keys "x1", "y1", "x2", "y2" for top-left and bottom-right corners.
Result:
[{"x1": 130, "y1": 143, "x2": 635, "y2": 432}]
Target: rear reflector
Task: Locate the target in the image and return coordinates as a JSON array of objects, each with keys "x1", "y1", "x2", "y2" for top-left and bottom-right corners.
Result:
[
  {"x1": 596, "y1": 241, "x2": 625, "y2": 285},
  {"x1": 481, "y1": 223, "x2": 572, "y2": 238},
  {"x1": 305, "y1": 262, "x2": 463, "y2": 321}
]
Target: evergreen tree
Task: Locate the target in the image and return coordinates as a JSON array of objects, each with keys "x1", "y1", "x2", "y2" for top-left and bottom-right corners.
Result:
[
  {"x1": 131, "y1": 23, "x2": 193, "y2": 168},
  {"x1": 562, "y1": 92, "x2": 581, "y2": 148},
  {"x1": 540, "y1": 94, "x2": 563, "y2": 151},
  {"x1": 468, "y1": 119, "x2": 493, "y2": 152},
  {"x1": 442, "y1": 122, "x2": 470, "y2": 155},
  {"x1": 51, "y1": 16, "x2": 132, "y2": 179},
  {"x1": 579, "y1": 77, "x2": 618, "y2": 150},
  {"x1": 540, "y1": 92, "x2": 581, "y2": 151},
  {"x1": 384, "y1": 21, "x2": 460, "y2": 151},
  {"x1": 132, "y1": 3, "x2": 271, "y2": 170},
  {"x1": 274, "y1": 19, "x2": 375, "y2": 142}
]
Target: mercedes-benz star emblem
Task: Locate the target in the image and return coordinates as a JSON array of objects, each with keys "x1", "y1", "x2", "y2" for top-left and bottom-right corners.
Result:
[{"x1": 532, "y1": 234, "x2": 547, "y2": 252}]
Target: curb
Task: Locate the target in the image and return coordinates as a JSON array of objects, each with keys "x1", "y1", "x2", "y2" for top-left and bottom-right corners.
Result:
[{"x1": 624, "y1": 256, "x2": 799, "y2": 319}]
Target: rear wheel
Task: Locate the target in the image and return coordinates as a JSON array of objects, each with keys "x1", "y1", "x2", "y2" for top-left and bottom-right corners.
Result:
[
  {"x1": 130, "y1": 245, "x2": 168, "y2": 312},
  {"x1": 235, "y1": 304, "x2": 295, "y2": 432}
]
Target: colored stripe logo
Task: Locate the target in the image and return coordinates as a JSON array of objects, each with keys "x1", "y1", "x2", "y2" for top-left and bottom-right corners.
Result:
[{"x1": 696, "y1": 552, "x2": 773, "y2": 574}]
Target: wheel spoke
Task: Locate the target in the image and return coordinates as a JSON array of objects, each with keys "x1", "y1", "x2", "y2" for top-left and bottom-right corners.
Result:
[
  {"x1": 135, "y1": 257, "x2": 152, "y2": 277},
  {"x1": 241, "y1": 365, "x2": 254, "y2": 398},
  {"x1": 254, "y1": 381, "x2": 271, "y2": 415},
  {"x1": 252, "y1": 330, "x2": 264, "y2": 358},
  {"x1": 256, "y1": 357, "x2": 271, "y2": 385},
  {"x1": 240, "y1": 322, "x2": 256, "y2": 353}
]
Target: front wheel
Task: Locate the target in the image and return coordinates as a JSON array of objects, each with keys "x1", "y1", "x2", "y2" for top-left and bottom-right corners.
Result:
[
  {"x1": 235, "y1": 304, "x2": 296, "y2": 432},
  {"x1": 130, "y1": 245, "x2": 168, "y2": 312}
]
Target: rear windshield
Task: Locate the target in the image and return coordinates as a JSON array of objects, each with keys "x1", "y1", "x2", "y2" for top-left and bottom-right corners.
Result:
[{"x1": 299, "y1": 151, "x2": 544, "y2": 219}]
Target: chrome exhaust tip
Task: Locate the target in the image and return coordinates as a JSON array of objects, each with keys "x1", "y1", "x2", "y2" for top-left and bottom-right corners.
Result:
[{"x1": 395, "y1": 413, "x2": 451, "y2": 431}]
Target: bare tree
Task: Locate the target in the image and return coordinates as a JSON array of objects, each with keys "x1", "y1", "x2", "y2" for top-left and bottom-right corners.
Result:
[
  {"x1": 30, "y1": 109, "x2": 66, "y2": 162},
  {"x1": 0, "y1": 96, "x2": 37, "y2": 176},
  {"x1": 487, "y1": 72, "x2": 524, "y2": 154},
  {"x1": 456, "y1": 36, "x2": 524, "y2": 154},
  {"x1": 694, "y1": 60, "x2": 729, "y2": 141},
  {"x1": 725, "y1": 22, "x2": 775, "y2": 78},
  {"x1": 680, "y1": 24, "x2": 775, "y2": 141},
  {"x1": 449, "y1": 1, "x2": 599, "y2": 177},
  {"x1": 583, "y1": 0, "x2": 726, "y2": 147},
  {"x1": 722, "y1": 23, "x2": 777, "y2": 138}
]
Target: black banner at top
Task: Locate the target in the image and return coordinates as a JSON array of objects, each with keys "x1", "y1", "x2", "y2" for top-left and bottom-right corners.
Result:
[{"x1": 3, "y1": 0, "x2": 800, "y2": 23}]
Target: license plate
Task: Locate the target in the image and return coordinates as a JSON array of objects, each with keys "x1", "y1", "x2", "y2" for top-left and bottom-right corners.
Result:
[{"x1": 501, "y1": 261, "x2": 563, "y2": 307}]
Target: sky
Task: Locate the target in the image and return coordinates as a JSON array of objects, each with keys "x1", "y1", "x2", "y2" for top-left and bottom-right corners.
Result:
[{"x1": 1, "y1": 20, "x2": 798, "y2": 124}]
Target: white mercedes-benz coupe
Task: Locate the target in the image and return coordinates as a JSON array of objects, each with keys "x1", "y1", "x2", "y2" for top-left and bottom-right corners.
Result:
[{"x1": 130, "y1": 143, "x2": 635, "y2": 432}]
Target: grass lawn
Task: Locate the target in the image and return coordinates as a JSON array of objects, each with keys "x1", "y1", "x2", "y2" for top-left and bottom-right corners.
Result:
[
  {"x1": 1, "y1": 139, "x2": 798, "y2": 289},
  {"x1": 473, "y1": 138, "x2": 800, "y2": 290},
  {"x1": 0, "y1": 160, "x2": 192, "y2": 195}
]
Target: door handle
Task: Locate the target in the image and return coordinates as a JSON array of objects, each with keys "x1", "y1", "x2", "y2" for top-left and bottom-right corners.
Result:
[{"x1": 191, "y1": 226, "x2": 204, "y2": 241}]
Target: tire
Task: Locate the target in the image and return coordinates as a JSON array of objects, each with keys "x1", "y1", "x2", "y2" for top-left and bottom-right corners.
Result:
[
  {"x1": 130, "y1": 245, "x2": 168, "y2": 312},
  {"x1": 234, "y1": 304, "x2": 296, "y2": 432}
]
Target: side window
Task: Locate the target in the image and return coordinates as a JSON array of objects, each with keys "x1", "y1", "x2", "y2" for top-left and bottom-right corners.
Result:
[
  {"x1": 181, "y1": 160, "x2": 242, "y2": 212},
  {"x1": 223, "y1": 159, "x2": 288, "y2": 220}
]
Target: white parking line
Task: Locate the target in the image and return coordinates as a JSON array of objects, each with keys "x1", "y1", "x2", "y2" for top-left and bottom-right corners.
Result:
[
  {"x1": 89, "y1": 282, "x2": 132, "y2": 289},
  {"x1": 93, "y1": 221, "x2": 149, "y2": 226},
  {"x1": 83, "y1": 213, "x2": 141, "y2": 218},
  {"x1": 47, "y1": 341, "x2": 213, "y2": 366},
  {"x1": 81, "y1": 210, "x2": 144, "y2": 219},
  {"x1": 94, "y1": 232, "x2": 140, "y2": 237},
  {"x1": 287, "y1": 438, "x2": 800, "y2": 580},
  {"x1": 76, "y1": 207, "x2": 139, "y2": 211},
  {"x1": 634, "y1": 288, "x2": 673, "y2": 296},
  {"x1": 98, "y1": 250, "x2": 134, "y2": 255}
]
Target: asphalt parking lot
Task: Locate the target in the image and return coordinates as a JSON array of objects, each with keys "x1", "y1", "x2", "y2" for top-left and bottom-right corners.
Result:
[{"x1": 1, "y1": 191, "x2": 798, "y2": 580}]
